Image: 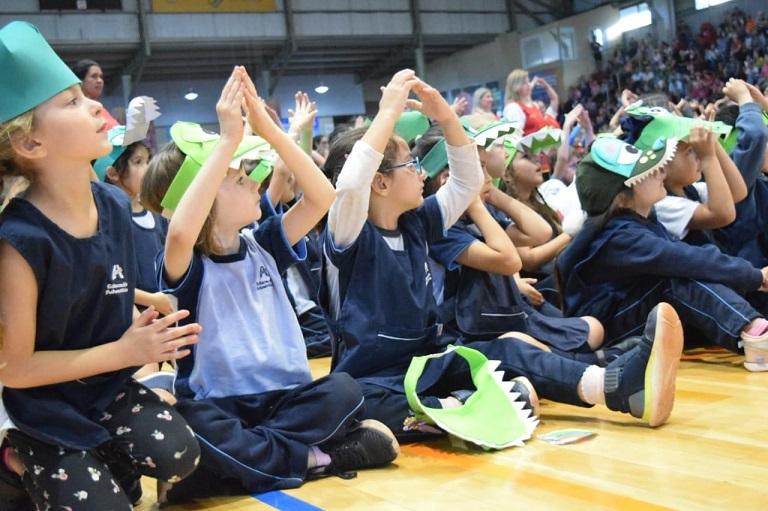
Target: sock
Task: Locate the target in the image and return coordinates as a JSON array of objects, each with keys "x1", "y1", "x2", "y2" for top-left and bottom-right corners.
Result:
[
  {"x1": 308, "y1": 446, "x2": 331, "y2": 469},
  {"x1": 438, "y1": 396, "x2": 463, "y2": 409},
  {"x1": 743, "y1": 318, "x2": 768, "y2": 338},
  {"x1": 577, "y1": 365, "x2": 606, "y2": 406}
]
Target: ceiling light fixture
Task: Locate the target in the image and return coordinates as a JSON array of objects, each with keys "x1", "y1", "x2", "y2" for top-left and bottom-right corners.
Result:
[
  {"x1": 184, "y1": 89, "x2": 199, "y2": 101},
  {"x1": 314, "y1": 83, "x2": 329, "y2": 94}
]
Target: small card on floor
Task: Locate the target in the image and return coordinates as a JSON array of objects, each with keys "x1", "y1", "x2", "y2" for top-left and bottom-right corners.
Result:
[{"x1": 538, "y1": 429, "x2": 596, "y2": 445}]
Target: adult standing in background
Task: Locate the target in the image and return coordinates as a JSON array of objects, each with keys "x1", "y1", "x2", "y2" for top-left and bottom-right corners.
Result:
[
  {"x1": 471, "y1": 86, "x2": 499, "y2": 123},
  {"x1": 73, "y1": 58, "x2": 119, "y2": 129},
  {"x1": 504, "y1": 69, "x2": 560, "y2": 135}
]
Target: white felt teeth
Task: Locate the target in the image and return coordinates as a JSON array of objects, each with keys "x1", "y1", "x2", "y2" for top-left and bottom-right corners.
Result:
[
  {"x1": 488, "y1": 363, "x2": 540, "y2": 442},
  {"x1": 624, "y1": 138, "x2": 678, "y2": 188},
  {"x1": 123, "y1": 96, "x2": 161, "y2": 146}
]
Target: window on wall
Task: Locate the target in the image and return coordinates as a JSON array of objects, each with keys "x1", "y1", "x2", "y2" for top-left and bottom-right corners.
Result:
[
  {"x1": 695, "y1": 0, "x2": 733, "y2": 9},
  {"x1": 521, "y1": 27, "x2": 576, "y2": 68},
  {"x1": 606, "y1": 2, "x2": 652, "y2": 40},
  {"x1": 39, "y1": 0, "x2": 122, "y2": 10}
]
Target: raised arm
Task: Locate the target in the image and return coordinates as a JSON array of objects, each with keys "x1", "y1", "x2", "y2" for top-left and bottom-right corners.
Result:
[
  {"x1": 164, "y1": 67, "x2": 245, "y2": 283},
  {"x1": 687, "y1": 126, "x2": 737, "y2": 230},
  {"x1": 553, "y1": 105, "x2": 583, "y2": 183},
  {"x1": 243, "y1": 72, "x2": 335, "y2": 247},
  {"x1": 326, "y1": 69, "x2": 419, "y2": 248},
  {"x1": 407, "y1": 79, "x2": 483, "y2": 229}
]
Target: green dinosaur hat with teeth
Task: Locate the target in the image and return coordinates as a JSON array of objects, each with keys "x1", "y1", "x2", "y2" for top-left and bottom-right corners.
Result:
[
  {"x1": 576, "y1": 137, "x2": 677, "y2": 216},
  {"x1": 160, "y1": 121, "x2": 273, "y2": 211},
  {"x1": 625, "y1": 102, "x2": 732, "y2": 150},
  {"x1": 404, "y1": 345, "x2": 539, "y2": 450}
]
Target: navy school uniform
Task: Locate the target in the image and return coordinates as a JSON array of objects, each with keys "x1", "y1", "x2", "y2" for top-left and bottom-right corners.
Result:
[
  {"x1": 714, "y1": 103, "x2": 768, "y2": 268},
  {"x1": 261, "y1": 194, "x2": 332, "y2": 358},
  {"x1": 130, "y1": 208, "x2": 168, "y2": 293},
  {"x1": 320, "y1": 196, "x2": 592, "y2": 440},
  {"x1": 558, "y1": 211, "x2": 763, "y2": 351},
  {"x1": 0, "y1": 182, "x2": 138, "y2": 450},
  {"x1": 428, "y1": 208, "x2": 592, "y2": 353},
  {"x1": 160, "y1": 215, "x2": 366, "y2": 496}
]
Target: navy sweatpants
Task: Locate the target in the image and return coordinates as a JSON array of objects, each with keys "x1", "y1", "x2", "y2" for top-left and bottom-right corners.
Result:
[
  {"x1": 167, "y1": 372, "x2": 365, "y2": 500},
  {"x1": 358, "y1": 336, "x2": 590, "y2": 442},
  {"x1": 601, "y1": 278, "x2": 758, "y2": 351}
]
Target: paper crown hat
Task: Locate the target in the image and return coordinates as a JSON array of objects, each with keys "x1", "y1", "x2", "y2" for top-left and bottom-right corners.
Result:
[
  {"x1": 422, "y1": 120, "x2": 521, "y2": 178},
  {"x1": 93, "y1": 96, "x2": 161, "y2": 180},
  {"x1": 624, "y1": 101, "x2": 732, "y2": 150},
  {"x1": 160, "y1": 121, "x2": 273, "y2": 211},
  {"x1": 395, "y1": 111, "x2": 430, "y2": 144},
  {"x1": 465, "y1": 120, "x2": 520, "y2": 149},
  {"x1": 404, "y1": 345, "x2": 539, "y2": 450},
  {"x1": 576, "y1": 137, "x2": 677, "y2": 216},
  {"x1": 720, "y1": 110, "x2": 768, "y2": 154},
  {"x1": 503, "y1": 126, "x2": 562, "y2": 167},
  {"x1": 0, "y1": 21, "x2": 81, "y2": 123}
]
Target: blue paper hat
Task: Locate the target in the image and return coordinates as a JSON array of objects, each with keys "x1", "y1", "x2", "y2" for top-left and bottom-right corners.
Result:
[{"x1": 0, "y1": 21, "x2": 80, "y2": 123}]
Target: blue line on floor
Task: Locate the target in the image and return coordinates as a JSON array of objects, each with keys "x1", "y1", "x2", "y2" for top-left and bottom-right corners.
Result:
[{"x1": 253, "y1": 490, "x2": 325, "y2": 511}]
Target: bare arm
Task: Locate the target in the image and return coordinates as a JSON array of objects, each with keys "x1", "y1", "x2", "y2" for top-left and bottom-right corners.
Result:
[
  {"x1": 687, "y1": 127, "x2": 736, "y2": 230},
  {"x1": 455, "y1": 197, "x2": 521, "y2": 275},
  {"x1": 516, "y1": 232, "x2": 572, "y2": 272},
  {"x1": 486, "y1": 187, "x2": 551, "y2": 247},
  {"x1": 0, "y1": 241, "x2": 199, "y2": 388},
  {"x1": 164, "y1": 68, "x2": 244, "y2": 283},
  {"x1": 715, "y1": 142, "x2": 747, "y2": 203},
  {"x1": 243, "y1": 75, "x2": 335, "y2": 247}
]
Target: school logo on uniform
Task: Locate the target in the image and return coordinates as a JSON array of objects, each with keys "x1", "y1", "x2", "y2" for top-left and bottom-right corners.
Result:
[
  {"x1": 111, "y1": 264, "x2": 125, "y2": 281},
  {"x1": 106, "y1": 263, "x2": 129, "y2": 296},
  {"x1": 256, "y1": 265, "x2": 274, "y2": 291}
]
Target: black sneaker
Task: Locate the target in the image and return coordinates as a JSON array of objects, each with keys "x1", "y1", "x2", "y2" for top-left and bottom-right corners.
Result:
[
  {"x1": 509, "y1": 376, "x2": 540, "y2": 419},
  {"x1": 604, "y1": 302, "x2": 683, "y2": 427},
  {"x1": 0, "y1": 456, "x2": 30, "y2": 511},
  {"x1": 321, "y1": 420, "x2": 399, "y2": 479},
  {"x1": 593, "y1": 336, "x2": 646, "y2": 367}
]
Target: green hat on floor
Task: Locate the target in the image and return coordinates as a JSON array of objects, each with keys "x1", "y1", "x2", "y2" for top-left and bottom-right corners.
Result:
[
  {"x1": 576, "y1": 136, "x2": 677, "y2": 216},
  {"x1": 93, "y1": 96, "x2": 161, "y2": 180},
  {"x1": 160, "y1": 121, "x2": 272, "y2": 211},
  {"x1": 404, "y1": 345, "x2": 539, "y2": 450},
  {"x1": 0, "y1": 21, "x2": 81, "y2": 123},
  {"x1": 395, "y1": 111, "x2": 431, "y2": 144},
  {"x1": 625, "y1": 102, "x2": 732, "y2": 150}
]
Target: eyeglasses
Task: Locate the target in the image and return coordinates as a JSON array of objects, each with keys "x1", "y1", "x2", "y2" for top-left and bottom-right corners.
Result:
[{"x1": 379, "y1": 157, "x2": 423, "y2": 175}]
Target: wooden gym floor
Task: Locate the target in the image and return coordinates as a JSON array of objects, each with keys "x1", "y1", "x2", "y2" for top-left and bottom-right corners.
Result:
[{"x1": 138, "y1": 348, "x2": 768, "y2": 510}]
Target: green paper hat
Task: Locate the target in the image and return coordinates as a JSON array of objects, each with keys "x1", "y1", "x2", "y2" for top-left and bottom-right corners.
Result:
[
  {"x1": 721, "y1": 111, "x2": 768, "y2": 154},
  {"x1": 93, "y1": 96, "x2": 161, "y2": 180},
  {"x1": 518, "y1": 126, "x2": 563, "y2": 154},
  {"x1": 576, "y1": 137, "x2": 677, "y2": 215},
  {"x1": 395, "y1": 111, "x2": 430, "y2": 143},
  {"x1": 466, "y1": 120, "x2": 521, "y2": 149},
  {"x1": 404, "y1": 345, "x2": 539, "y2": 450},
  {"x1": 501, "y1": 132, "x2": 524, "y2": 167},
  {"x1": 0, "y1": 21, "x2": 81, "y2": 123},
  {"x1": 422, "y1": 138, "x2": 448, "y2": 178},
  {"x1": 625, "y1": 102, "x2": 732, "y2": 150},
  {"x1": 160, "y1": 121, "x2": 272, "y2": 211}
]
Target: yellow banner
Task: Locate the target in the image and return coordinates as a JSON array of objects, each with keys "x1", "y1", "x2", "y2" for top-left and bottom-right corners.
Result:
[{"x1": 152, "y1": 0, "x2": 276, "y2": 13}]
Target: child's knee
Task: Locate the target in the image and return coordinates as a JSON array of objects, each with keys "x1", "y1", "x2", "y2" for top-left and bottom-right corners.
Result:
[{"x1": 582, "y1": 316, "x2": 605, "y2": 349}]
